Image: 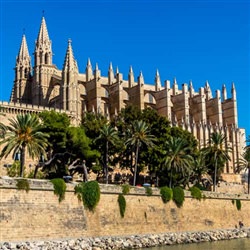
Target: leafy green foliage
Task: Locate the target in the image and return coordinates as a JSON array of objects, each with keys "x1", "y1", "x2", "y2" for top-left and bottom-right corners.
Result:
[
  {"x1": 189, "y1": 186, "x2": 202, "y2": 200},
  {"x1": 173, "y1": 186, "x2": 185, "y2": 208},
  {"x1": 75, "y1": 181, "x2": 100, "y2": 211},
  {"x1": 162, "y1": 137, "x2": 194, "y2": 188},
  {"x1": 39, "y1": 111, "x2": 99, "y2": 179},
  {"x1": 7, "y1": 161, "x2": 23, "y2": 177},
  {"x1": 202, "y1": 132, "x2": 231, "y2": 192},
  {"x1": 0, "y1": 113, "x2": 48, "y2": 177},
  {"x1": 16, "y1": 178, "x2": 30, "y2": 192},
  {"x1": 122, "y1": 184, "x2": 130, "y2": 195},
  {"x1": 118, "y1": 194, "x2": 126, "y2": 218},
  {"x1": 50, "y1": 178, "x2": 67, "y2": 202},
  {"x1": 145, "y1": 186, "x2": 153, "y2": 196},
  {"x1": 160, "y1": 186, "x2": 173, "y2": 203},
  {"x1": 236, "y1": 199, "x2": 241, "y2": 211}
]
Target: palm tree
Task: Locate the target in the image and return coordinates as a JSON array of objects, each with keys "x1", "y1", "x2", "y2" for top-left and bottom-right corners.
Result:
[
  {"x1": 163, "y1": 137, "x2": 194, "y2": 188},
  {"x1": 236, "y1": 145, "x2": 250, "y2": 194},
  {"x1": 202, "y1": 132, "x2": 231, "y2": 192},
  {"x1": 125, "y1": 120, "x2": 156, "y2": 186},
  {"x1": 95, "y1": 124, "x2": 119, "y2": 184},
  {"x1": 0, "y1": 113, "x2": 49, "y2": 177}
]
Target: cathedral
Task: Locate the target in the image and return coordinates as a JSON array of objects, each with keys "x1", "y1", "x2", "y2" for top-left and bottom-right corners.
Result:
[{"x1": 0, "y1": 16, "x2": 246, "y2": 174}]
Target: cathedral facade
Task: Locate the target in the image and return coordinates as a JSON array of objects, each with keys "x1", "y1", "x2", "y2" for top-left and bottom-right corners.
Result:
[{"x1": 1, "y1": 16, "x2": 246, "y2": 174}]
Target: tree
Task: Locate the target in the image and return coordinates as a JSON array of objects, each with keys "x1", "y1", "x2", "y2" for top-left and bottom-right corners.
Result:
[
  {"x1": 95, "y1": 124, "x2": 120, "y2": 184},
  {"x1": 0, "y1": 113, "x2": 48, "y2": 177},
  {"x1": 125, "y1": 120, "x2": 156, "y2": 186},
  {"x1": 236, "y1": 141, "x2": 250, "y2": 194},
  {"x1": 163, "y1": 137, "x2": 194, "y2": 188},
  {"x1": 202, "y1": 132, "x2": 231, "y2": 192},
  {"x1": 38, "y1": 111, "x2": 99, "y2": 179}
]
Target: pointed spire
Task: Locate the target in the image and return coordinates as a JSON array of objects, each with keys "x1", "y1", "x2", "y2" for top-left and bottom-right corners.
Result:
[
  {"x1": 35, "y1": 16, "x2": 52, "y2": 66},
  {"x1": 128, "y1": 66, "x2": 134, "y2": 88},
  {"x1": 222, "y1": 84, "x2": 227, "y2": 101},
  {"x1": 173, "y1": 77, "x2": 178, "y2": 95},
  {"x1": 37, "y1": 16, "x2": 50, "y2": 44},
  {"x1": 189, "y1": 80, "x2": 194, "y2": 97},
  {"x1": 18, "y1": 34, "x2": 30, "y2": 62},
  {"x1": 155, "y1": 69, "x2": 161, "y2": 91},
  {"x1": 94, "y1": 63, "x2": 101, "y2": 79},
  {"x1": 138, "y1": 71, "x2": 144, "y2": 85},
  {"x1": 108, "y1": 62, "x2": 114, "y2": 84},
  {"x1": 86, "y1": 58, "x2": 93, "y2": 81},
  {"x1": 63, "y1": 39, "x2": 78, "y2": 72},
  {"x1": 205, "y1": 80, "x2": 212, "y2": 99},
  {"x1": 116, "y1": 66, "x2": 119, "y2": 75},
  {"x1": 231, "y1": 82, "x2": 236, "y2": 100}
]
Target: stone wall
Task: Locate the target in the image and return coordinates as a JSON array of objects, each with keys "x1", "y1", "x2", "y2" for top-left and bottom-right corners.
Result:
[{"x1": 0, "y1": 178, "x2": 250, "y2": 242}]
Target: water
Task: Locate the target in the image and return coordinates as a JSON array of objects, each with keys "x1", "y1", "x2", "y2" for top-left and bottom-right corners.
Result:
[{"x1": 143, "y1": 238, "x2": 250, "y2": 250}]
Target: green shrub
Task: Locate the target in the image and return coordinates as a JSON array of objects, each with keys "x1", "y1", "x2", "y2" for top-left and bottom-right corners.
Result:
[
  {"x1": 122, "y1": 184, "x2": 130, "y2": 195},
  {"x1": 236, "y1": 199, "x2": 241, "y2": 211},
  {"x1": 160, "y1": 186, "x2": 173, "y2": 203},
  {"x1": 50, "y1": 178, "x2": 67, "y2": 202},
  {"x1": 16, "y1": 178, "x2": 30, "y2": 192},
  {"x1": 173, "y1": 186, "x2": 185, "y2": 208},
  {"x1": 75, "y1": 181, "x2": 100, "y2": 212},
  {"x1": 145, "y1": 186, "x2": 153, "y2": 196},
  {"x1": 118, "y1": 194, "x2": 126, "y2": 218},
  {"x1": 7, "y1": 162, "x2": 26, "y2": 177},
  {"x1": 189, "y1": 186, "x2": 202, "y2": 200}
]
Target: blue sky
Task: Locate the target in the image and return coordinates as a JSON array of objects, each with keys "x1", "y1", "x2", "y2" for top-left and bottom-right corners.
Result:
[{"x1": 0, "y1": 0, "x2": 249, "y2": 137}]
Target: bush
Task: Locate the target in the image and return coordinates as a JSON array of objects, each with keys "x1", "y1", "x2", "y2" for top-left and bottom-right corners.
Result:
[
  {"x1": 189, "y1": 186, "x2": 202, "y2": 200},
  {"x1": 122, "y1": 184, "x2": 130, "y2": 195},
  {"x1": 7, "y1": 162, "x2": 25, "y2": 177},
  {"x1": 173, "y1": 186, "x2": 185, "y2": 208},
  {"x1": 16, "y1": 178, "x2": 30, "y2": 192},
  {"x1": 118, "y1": 194, "x2": 126, "y2": 218},
  {"x1": 145, "y1": 186, "x2": 153, "y2": 196},
  {"x1": 160, "y1": 186, "x2": 173, "y2": 203},
  {"x1": 236, "y1": 199, "x2": 241, "y2": 211},
  {"x1": 75, "y1": 181, "x2": 100, "y2": 212},
  {"x1": 50, "y1": 178, "x2": 67, "y2": 202}
]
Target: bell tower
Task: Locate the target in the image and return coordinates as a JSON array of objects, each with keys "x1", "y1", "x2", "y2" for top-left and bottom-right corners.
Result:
[
  {"x1": 11, "y1": 34, "x2": 32, "y2": 103},
  {"x1": 33, "y1": 15, "x2": 53, "y2": 105}
]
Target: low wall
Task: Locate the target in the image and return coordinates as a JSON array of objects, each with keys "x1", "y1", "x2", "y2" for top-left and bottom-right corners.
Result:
[{"x1": 0, "y1": 177, "x2": 250, "y2": 242}]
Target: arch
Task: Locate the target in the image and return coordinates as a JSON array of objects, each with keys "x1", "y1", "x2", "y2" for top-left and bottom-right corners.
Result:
[
  {"x1": 45, "y1": 53, "x2": 49, "y2": 64},
  {"x1": 79, "y1": 83, "x2": 87, "y2": 95}
]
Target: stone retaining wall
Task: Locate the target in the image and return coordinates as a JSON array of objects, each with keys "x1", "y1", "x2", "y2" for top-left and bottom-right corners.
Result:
[{"x1": 1, "y1": 178, "x2": 250, "y2": 243}]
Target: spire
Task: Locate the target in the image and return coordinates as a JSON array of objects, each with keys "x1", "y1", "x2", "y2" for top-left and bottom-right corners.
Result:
[
  {"x1": 37, "y1": 16, "x2": 50, "y2": 44},
  {"x1": 63, "y1": 39, "x2": 78, "y2": 72},
  {"x1": 231, "y1": 82, "x2": 236, "y2": 100},
  {"x1": 189, "y1": 80, "x2": 194, "y2": 97},
  {"x1": 94, "y1": 63, "x2": 101, "y2": 79},
  {"x1": 35, "y1": 16, "x2": 52, "y2": 66},
  {"x1": 116, "y1": 66, "x2": 119, "y2": 75},
  {"x1": 205, "y1": 80, "x2": 212, "y2": 99},
  {"x1": 222, "y1": 84, "x2": 227, "y2": 101},
  {"x1": 155, "y1": 69, "x2": 161, "y2": 91},
  {"x1": 173, "y1": 77, "x2": 178, "y2": 95},
  {"x1": 128, "y1": 66, "x2": 134, "y2": 87},
  {"x1": 85, "y1": 58, "x2": 93, "y2": 81},
  {"x1": 108, "y1": 62, "x2": 114, "y2": 84},
  {"x1": 17, "y1": 34, "x2": 30, "y2": 62},
  {"x1": 138, "y1": 71, "x2": 144, "y2": 85}
]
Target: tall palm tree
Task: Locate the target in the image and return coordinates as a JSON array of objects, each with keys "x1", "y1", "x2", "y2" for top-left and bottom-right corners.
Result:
[
  {"x1": 95, "y1": 124, "x2": 119, "y2": 184},
  {"x1": 0, "y1": 113, "x2": 49, "y2": 177},
  {"x1": 125, "y1": 120, "x2": 156, "y2": 186},
  {"x1": 236, "y1": 145, "x2": 250, "y2": 194},
  {"x1": 163, "y1": 137, "x2": 194, "y2": 188},
  {"x1": 202, "y1": 132, "x2": 231, "y2": 192}
]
